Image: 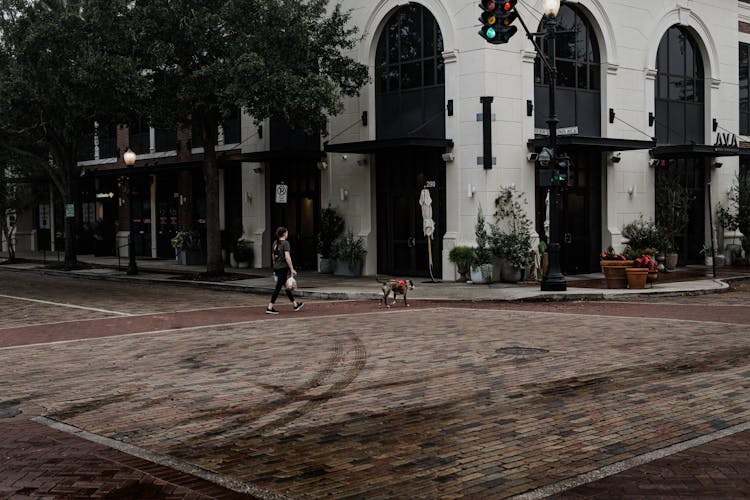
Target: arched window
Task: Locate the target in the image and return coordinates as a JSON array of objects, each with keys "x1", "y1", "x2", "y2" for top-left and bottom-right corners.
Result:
[
  {"x1": 375, "y1": 4, "x2": 445, "y2": 139},
  {"x1": 533, "y1": 5, "x2": 601, "y2": 135},
  {"x1": 534, "y1": 6, "x2": 600, "y2": 90},
  {"x1": 654, "y1": 26, "x2": 705, "y2": 144}
]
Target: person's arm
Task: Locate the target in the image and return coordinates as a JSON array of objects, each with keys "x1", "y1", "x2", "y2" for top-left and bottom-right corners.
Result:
[{"x1": 284, "y1": 250, "x2": 296, "y2": 275}]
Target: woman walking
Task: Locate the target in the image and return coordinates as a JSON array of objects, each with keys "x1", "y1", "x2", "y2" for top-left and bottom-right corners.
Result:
[{"x1": 267, "y1": 226, "x2": 304, "y2": 314}]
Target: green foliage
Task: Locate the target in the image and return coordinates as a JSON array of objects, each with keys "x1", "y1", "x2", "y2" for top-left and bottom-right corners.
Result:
[
  {"x1": 622, "y1": 215, "x2": 664, "y2": 252},
  {"x1": 332, "y1": 230, "x2": 366, "y2": 268},
  {"x1": 317, "y1": 205, "x2": 345, "y2": 258},
  {"x1": 474, "y1": 206, "x2": 492, "y2": 265},
  {"x1": 171, "y1": 230, "x2": 200, "y2": 251},
  {"x1": 448, "y1": 245, "x2": 474, "y2": 280},
  {"x1": 233, "y1": 240, "x2": 254, "y2": 263},
  {"x1": 490, "y1": 186, "x2": 533, "y2": 270},
  {"x1": 728, "y1": 169, "x2": 750, "y2": 239},
  {"x1": 0, "y1": 0, "x2": 145, "y2": 266}
]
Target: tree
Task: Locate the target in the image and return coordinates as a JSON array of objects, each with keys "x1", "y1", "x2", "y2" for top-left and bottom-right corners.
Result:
[
  {"x1": 132, "y1": 0, "x2": 369, "y2": 275},
  {"x1": 0, "y1": 0, "x2": 145, "y2": 268}
]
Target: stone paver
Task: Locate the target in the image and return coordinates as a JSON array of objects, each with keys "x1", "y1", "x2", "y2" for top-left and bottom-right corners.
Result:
[{"x1": 2, "y1": 306, "x2": 750, "y2": 498}]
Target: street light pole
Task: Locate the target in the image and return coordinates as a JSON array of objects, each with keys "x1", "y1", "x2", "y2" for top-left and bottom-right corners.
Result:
[
  {"x1": 540, "y1": 0, "x2": 567, "y2": 292},
  {"x1": 123, "y1": 148, "x2": 138, "y2": 276}
]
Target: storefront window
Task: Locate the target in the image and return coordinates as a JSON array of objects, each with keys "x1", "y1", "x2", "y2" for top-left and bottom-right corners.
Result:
[{"x1": 740, "y1": 43, "x2": 749, "y2": 136}]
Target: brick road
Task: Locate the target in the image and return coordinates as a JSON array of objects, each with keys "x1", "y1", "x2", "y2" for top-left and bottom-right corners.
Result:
[{"x1": 1, "y1": 270, "x2": 749, "y2": 498}]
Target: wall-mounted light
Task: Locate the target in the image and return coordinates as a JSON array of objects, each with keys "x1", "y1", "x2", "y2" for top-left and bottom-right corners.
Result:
[
  {"x1": 246, "y1": 192, "x2": 252, "y2": 203},
  {"x1": 467, "y1": 183, "x2": 476, "y2": 198},
  {"x1": 526, "y1": 100, "x2": 534, "y2": 117},
  {"x1": 179, "y1": 194, "x2": 187, "y2": 206},
  {"x1": 627, "y1": 185, "x2": 635, "y2": 198},
  {"x1": 340, "y1": 187, "x2": 349, "y2": 201},
  {"x1": 441, "y1": 152, "x2": 455, "y2": 162},
  {"x1": 648, "y1": 112, "x2": 655, "y2": 127},
  {"x1": 361, "y1": 111, "x2": 368, "y2": 127},
  {"x1": 609, "y1": 108, "x2": 616, "y2": 124},
  {"x1": 341, "y1": 155, "x2": 348, "y2": 160},
  {"x1": 447, "y1": 99, "x2": 454, "y2": 116},
  {"x1": 712, "y1": 118, "x2": 718, "y2": 132}
]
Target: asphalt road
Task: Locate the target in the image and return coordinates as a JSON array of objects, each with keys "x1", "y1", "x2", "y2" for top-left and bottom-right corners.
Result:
[{"x1": 1, "y1": 269, "x2": 749, "y2": 499}]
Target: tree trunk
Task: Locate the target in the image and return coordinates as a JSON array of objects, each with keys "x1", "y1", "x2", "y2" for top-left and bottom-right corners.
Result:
[{"x1": 201, "y1": 119, "x2": 224, "y2": 276}]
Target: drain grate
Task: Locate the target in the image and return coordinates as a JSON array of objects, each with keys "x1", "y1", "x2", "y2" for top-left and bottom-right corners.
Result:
[{"x1": 496, "y1": 346, "x2": 549, "y2": 356}]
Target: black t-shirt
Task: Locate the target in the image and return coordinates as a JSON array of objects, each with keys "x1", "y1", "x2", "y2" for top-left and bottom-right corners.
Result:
[{"x1": 273, "y1": 240, "x2": 290, "y2": 270}]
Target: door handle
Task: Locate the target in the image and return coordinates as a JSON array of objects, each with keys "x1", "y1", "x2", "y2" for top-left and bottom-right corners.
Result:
[
  {"x1": 407, "y1": 237, "x2": 416, "y2": 248},
  {"x1": 564, "y1": 233, "x2": 572, "y2": 244}
]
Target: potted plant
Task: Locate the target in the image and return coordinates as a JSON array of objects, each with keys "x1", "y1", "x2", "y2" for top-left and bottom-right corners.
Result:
[
  {"x1": 599, "y1": 246, "x2": 632, "y2": 289},
  {"x1": 332, "y1": 230, "x2": 366, "y2": 276},
  {"x1": 171, "y1": 229, "x2": 203, "y2": 265},
  {"x1": 699, "y1": 243, "x2": 715, "y2": 276},
  {"x1": 448, "y1": 245, "x2": 474, "y2": 282},
  {"x1": 317, "y1": 205, "x2": 345, "y2": 273},
  {"x1": 490, "y1": 186, "x2": 532, "y2": 283},
  {"x1": 470, "y1": 207, "x2": 493, "y2": 284},
  {"x1": 233, "y1": 240, "x2": 254, "y2": 268},
  {"x1": 624, "y1": 248, "x2": 654, "y2": 289},
  {"x1": 622, "y1": 216, "x2": 663, "y2": 252}
]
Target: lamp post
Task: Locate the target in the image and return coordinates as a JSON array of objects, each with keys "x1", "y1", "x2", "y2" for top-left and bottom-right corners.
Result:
[
  {"x1": 540, "y1": 0, "x2": 567, "y2": 292},
  {"x1": 123, "y1": 148, "x2": 138, "y2": 276}
]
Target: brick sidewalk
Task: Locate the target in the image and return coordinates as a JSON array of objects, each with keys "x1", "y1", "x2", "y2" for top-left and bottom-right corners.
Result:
[{"x1": 0, "y1": 418, "x2": 249, "y2": 499}]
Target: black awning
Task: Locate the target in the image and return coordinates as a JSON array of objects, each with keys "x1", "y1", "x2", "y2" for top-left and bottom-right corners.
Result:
[
  {"x1": 324, "y1": 137, "x2": 453, "y2": 153},
  {"x1": 527, "y1": 135, "x2": 656, "y2": 152},
  {"x1": 226, "y1": 150, "x2": 324, "y2": 162},
  {"x1": 650, "y1": 144, "x2": 741, "y2": 159}
]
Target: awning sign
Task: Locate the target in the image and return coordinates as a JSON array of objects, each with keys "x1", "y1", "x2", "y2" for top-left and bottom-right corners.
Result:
[
  {"x1": 275, "y1": 183, "x2": 288, "y2": 204},
  {"x1": 535, "y1": 126, "x2": 579, "y2": 136}
]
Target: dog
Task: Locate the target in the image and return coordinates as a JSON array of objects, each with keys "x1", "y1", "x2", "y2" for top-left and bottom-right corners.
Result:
[{"x1": 379, "y1": 278, "x2": 415, "y2": 308}]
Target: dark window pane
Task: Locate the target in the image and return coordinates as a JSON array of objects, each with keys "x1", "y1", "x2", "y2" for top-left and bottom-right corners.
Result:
[
  {"x1": 657, "y1": 74, "x2": 668, "y2": 99},
  {"x1": 424, "y1": 18, "x2": 435, "y2": 55},
  {"x1": 424, "y1": 59, "x2": 435, "y2": 87},
  {"x1": 589, "y1": 64, "x2": 600, "y2": 91},
  {"x1": 387, "y1": 66, "x2": 399, "y2": 92},
  {"x1": 437, "y1": 57, "x2": 445, "y2": 84},
  {"x1": 694, "y1": 77, "x2": 704, "y2": 103},
  {"x1": 740, "y1": 44, "x2": 749, "y2": 135},
  {"x1": 401, "y1": 61, "x2": 422, "y2": 89},
  {"x1": 669, "y1": 75, "x2": 685, "y2": 101},
  {"x1": 576, "y1": 62, "x2": 586, "y2": 89},
  {"x1": 400, "y1": 7, "x2": 421, "y2": 61},
  {"x1": 376, "y1": 35, "x2": 387, "y2": 66},
  {"x1": 557, "y1": 61, "x2": 575, "y2": 88},
  {"x1": 668, "y1": 29, "x2": 685, "y2": 75},
  {"x1": 155, "y1": 128, "x2": 176, "y2": 152},
  {"x1": 388, "y1": 22, "x2": 399, "y2": 63}
]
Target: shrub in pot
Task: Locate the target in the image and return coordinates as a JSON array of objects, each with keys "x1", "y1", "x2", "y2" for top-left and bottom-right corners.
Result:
[
  {"x1": 470, "y1": 207, "x2": 493, "y2": 284},
  {"x1": 332, "y1": 230, "x2": 366, "y2": 276},
  {"x1": 448, "y1": 246, "x2": 474, "y2": 282},
  {"x1": 490, "y1": 186, "x2": 533, "y2": 282},
  {"x1": 233, "y1": 240, "x2": 254, "y2": 268}
]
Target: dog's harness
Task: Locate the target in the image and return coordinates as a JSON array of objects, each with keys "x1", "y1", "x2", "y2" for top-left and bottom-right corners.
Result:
[{"x1": 396, "y1": 279, "x2": 406, "y2": 293}]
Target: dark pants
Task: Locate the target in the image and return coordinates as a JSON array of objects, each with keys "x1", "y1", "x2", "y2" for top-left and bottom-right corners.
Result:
[{"x1": 271, "y1": 267, "x2": 295, "y2": 304}]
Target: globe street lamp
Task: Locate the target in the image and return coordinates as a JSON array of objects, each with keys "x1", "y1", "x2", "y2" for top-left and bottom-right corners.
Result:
[
  {"x1": 540, "y1": 0, "x2": 567, "y2": 292},
  {"x1": 123, "y1": 148, "x2": 138, "y2": 276}
]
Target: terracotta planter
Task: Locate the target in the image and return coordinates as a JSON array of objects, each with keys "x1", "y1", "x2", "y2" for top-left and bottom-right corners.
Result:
[
  {"x1": 665, "y1": 252, "x2": 678, "y2": 270},
  {"x1": 600, "y1": 260, "x2": 633, "y2": 289},
  {"x1": 647, "y1": 270, "x2": 658, "y2": 286},
  {"x1": 626, "y1": 267, "x2": 649, "y2": 289}
]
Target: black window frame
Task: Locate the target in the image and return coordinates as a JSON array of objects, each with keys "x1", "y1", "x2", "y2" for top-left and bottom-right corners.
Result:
[{"x1": 740, "y1": 42, "x2": 749, "y2": 135}]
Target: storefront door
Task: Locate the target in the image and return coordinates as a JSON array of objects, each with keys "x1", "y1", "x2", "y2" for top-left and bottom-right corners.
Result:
[
  {"x1": 376, "y1": 150, "x2": 445, "y2": 277},
  {"x1": 156, "y1": 174, "x2": 179, "y2": 258},
  {"x1": 269, "y1": 160, "x2": 319, "y2": 270}
]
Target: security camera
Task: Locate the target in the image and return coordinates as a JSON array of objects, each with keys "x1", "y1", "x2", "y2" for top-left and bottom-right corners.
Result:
[
  {"x1": 316, "y1": 160, "x2": 328, "y2": 171},
  {"x1": 441, "y1": 152, "x2": 455, "y2": 162},
  {"x1": 610, "y1": 153, "x2": 621, "y2": 164},
  {"x1": 252, "y1": 167, "x2": 263, "y2": 174},
  {"x1": 648, "y1": 159, "x2": 660, "y2": 168},
  {"x1": 527, "y1": 152, "x2": 538, "y2": 162}
]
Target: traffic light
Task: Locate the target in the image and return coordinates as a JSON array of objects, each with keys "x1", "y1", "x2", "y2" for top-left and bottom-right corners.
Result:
[
  {"x1": 553, "y1": 154, "x2": 572, "y2": 186},
  {"x1": 479, "y1": 0, "x2": 519, "y2": 44}
]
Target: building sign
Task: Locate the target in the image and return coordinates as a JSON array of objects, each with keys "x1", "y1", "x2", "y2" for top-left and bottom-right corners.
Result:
[
  {"x1": 714, "y1": 132, "x2": 740, "y2": 155},
  {"x1": 275, "y1": 183, "x2": 288, "y2": 204},
  {"x1": 535, "y1": 126, "x2": 579, "y2": 136}
]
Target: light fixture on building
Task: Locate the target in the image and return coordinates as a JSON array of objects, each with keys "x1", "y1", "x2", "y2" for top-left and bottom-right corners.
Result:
[
  {"x1": 442, "y1": 152, "x2": 455, "y2": 162},
  {"x1": 542, "y1": 0, "x2": 561, "y2": 17},
  {"x1": 340, "y1": 187, "x2": 349, "y2": 201},
  {"x1": 467, "y1": 184, "x2": 476, "y2": 198},
  {"x1": 627, "y1": 185, "x2": 635, "y2": 198}
]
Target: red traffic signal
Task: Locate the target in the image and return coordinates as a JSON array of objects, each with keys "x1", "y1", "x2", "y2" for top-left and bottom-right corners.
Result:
[{"x1": 478, "y1": 0, "x2": 519, "y2": 44}]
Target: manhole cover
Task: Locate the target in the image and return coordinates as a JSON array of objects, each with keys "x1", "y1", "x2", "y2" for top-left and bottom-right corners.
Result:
[
  {"x1": 0, "y1": 400, "x2": 21, "y2": 419},
  {"x1": 496, "y1": 347, "x2": 549, "y2": 356}
]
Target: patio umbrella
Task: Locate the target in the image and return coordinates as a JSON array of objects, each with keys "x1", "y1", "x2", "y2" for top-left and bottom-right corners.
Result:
[{"x1": 419, "y1": 187, "x2": 437, "y2": 282}]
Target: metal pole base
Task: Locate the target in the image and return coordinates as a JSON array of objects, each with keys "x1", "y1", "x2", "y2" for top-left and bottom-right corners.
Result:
[{"x1": 540, "y1": 277, "x2": 567, "y2": 291}]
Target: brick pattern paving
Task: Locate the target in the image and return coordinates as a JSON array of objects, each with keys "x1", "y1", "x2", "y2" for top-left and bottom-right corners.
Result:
[
  {"x1": 0, "y1": 418, "x2": 249, "y2": 499},
  {"x1": 555, "y1": 429, "x2": 750, "y2": 498},
  {"x1": 3, "y1": 308, "x2": 750, "y2": 498}
]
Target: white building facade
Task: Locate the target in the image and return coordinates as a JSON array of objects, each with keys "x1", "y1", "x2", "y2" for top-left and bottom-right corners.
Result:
[{"x1": 238, "y1": 0, "x2": 744, "y2": 279}]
